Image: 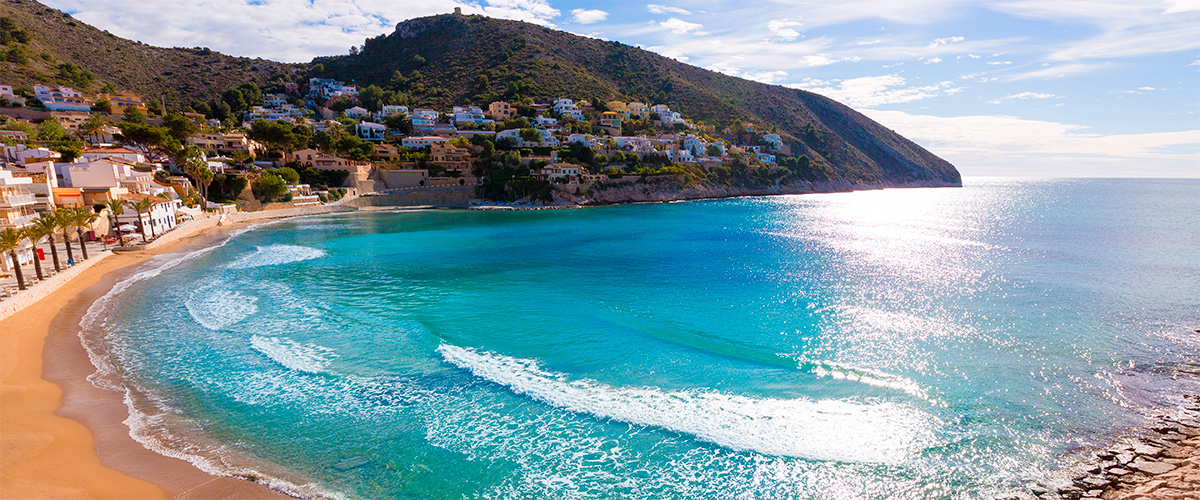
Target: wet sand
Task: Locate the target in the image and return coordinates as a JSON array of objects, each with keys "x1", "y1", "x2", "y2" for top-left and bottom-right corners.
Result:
[{"x1": 1, "y1": 222, "x2": 292, "y2": 499}]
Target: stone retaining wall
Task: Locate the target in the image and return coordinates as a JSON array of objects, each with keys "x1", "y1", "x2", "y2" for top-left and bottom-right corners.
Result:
[
  {"x1": 0, "y1": 251, "x2": 113, "y2": 322},
  {"x1": 345, "y1": 187, "x2": 475, "y2": 208}
]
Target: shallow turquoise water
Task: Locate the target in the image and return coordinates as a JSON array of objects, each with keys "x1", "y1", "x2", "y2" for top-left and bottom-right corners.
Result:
[{"x1": 95, "y1": 178, "x2": 1200, "y2": 499}]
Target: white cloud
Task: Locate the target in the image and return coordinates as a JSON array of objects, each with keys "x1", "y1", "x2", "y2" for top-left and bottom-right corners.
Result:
[
  {"x1": 860, "y1": 109, "x2": 1200, "y2": 177},
  {"x1": 929, "y1": 36, "x2": 964, "y2": 46},
  {"x1": 797, "y1": 54, "x2": 843, "y2": 67},
  {"x1": 647, "y1": 4, "x2": 692, "y2": 15},
  {"x1": 767, "y1": 19, "x2": 804, "y2": 40},
  {"x1": 1138, "y1": 86, "x2": 1157, "y2": 91},
  {"x1": 986, "y1": 61, "x2": 1012, "y2": 65},
  {"x1": 923, "y1": 57, "x2": 942, "y2": 64},
  {"x1": 1004, "y1": 63, "x2": 1110, "y2": 80},
  {"x1": 789, "y1": 74, "x2": 958, "y2": 107},
  {"x1": 659, "y1": 17, "x2": 705, "y2": 34},
  {"x1": 988, "y1": 92, "x2": 1058, "y2": 103},
  {"x1": 570, "y1": 8, "x2": 608, "y2": 24},
  {"x1": 44, "y1": 0, "x2": 561, "y2": 62},
  {"x1": 989, "y1": 0, "x2": 1200, "y2": 61},
  {"x1": 741, "y1": 70, "x2": 790, "y2": 84}
]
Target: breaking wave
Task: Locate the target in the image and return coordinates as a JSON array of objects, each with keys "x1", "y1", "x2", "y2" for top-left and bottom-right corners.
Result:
[
  {"x1": 797, "y1": 358, "x2": 936, "y2": 403},
  {"x1": 184, "y1": 286, "x2": 258, "y2": 331},
  {"x1": 228, "y1": 244, "x2": 326, "y2": 270},
  {"x1": 250, "y1": 335, "x2": 337, "y2": 374},
  {"x1": 438, "y1": 345, "x2": 937, "y2": 464}
]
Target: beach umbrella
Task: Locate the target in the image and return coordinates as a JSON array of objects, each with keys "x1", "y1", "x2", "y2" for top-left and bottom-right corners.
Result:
[{"x1": 118, "y1": 224, "x2": 138, "y2": 232}]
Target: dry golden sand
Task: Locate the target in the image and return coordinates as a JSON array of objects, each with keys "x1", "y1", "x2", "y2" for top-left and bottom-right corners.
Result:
[{"x1": 1, "y1": 223, "x2": 292, "y2": 499}]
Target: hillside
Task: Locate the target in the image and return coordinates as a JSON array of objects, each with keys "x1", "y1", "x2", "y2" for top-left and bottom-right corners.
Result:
[
  {"x1": 318, "y1": 14, "x2": 960, "y2": 186},
  {"x1": 0, "y1": 0, "x2": 301, "y2": 106},
  {"x1": 3, "y1": 1, "x2": 959, "y2": 187}
]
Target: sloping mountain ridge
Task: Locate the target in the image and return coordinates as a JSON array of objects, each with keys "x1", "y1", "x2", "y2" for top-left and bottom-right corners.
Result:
[
  {"x1": 0, "y1": 0, "x2": 299, "y2": 107},
  {"x1": 318, "y1": 14, "x2": 960, "y2": 186},
  {"x1": 2, "y1": 0, "x2": 959, "y2": 186}
]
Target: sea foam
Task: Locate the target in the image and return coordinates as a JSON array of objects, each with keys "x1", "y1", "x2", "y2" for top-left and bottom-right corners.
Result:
[
  {"x1": 437, "y1": 345, "x2": 937, "y2": 464},
  {"x1": 184, "y1": 286, "x2": 258, "y2": 331},
  {"x1": 796, "y1": 358, "x2": 937, "y2": 403},
  {"x1": 228, "y1": 244, "x2": 326, "y2": 270},
  {"x1": 250, "y1": 335, "x2": 337, "y2": 374}
]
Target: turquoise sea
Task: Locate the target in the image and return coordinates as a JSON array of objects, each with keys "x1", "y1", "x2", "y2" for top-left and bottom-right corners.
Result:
[{"x1": 86, "y1": 178, "x2": 1200, "y2": 499}]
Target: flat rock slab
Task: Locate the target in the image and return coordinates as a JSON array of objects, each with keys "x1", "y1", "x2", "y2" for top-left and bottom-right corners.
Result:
[
  {"x1": 1128, "y1": 460, "x2": 1177, "y2": 475},
  {"x1": 1131, "y1": 444, "x2": 1163, "y2": 456}
]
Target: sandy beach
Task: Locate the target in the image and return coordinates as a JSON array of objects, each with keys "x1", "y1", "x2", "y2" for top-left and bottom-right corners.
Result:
[{"x1": 1, "y1": 221, "x2": 292, "y2": 499}]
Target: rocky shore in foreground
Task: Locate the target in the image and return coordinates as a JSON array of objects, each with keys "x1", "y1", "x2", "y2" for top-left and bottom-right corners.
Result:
[{"x1": 1049, "y1": 394, "x2": 1200, "y2": 500}]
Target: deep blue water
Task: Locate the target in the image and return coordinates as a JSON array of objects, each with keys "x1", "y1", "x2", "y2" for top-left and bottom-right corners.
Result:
[{"x1": 91, "y1": 178, "x2": 1200, "y2": 499}]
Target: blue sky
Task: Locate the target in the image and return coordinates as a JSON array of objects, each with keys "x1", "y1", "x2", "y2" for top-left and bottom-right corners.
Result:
[{"x1": 45, "y1": 0, "x2": 1200, "y2": 177}]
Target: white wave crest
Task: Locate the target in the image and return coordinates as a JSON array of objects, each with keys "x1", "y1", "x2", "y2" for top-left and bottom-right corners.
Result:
[
  {"x1": 80, "y1": 238, "x2": 236, "y2": 390},
  {"x1": 251, "y1": 335, "x2": 337, "y2": 374},
  {"x1": 797, "y1": 358, "x2": 936, "y2": 403},
  {"x1": 438, "y1": 345, "x2": 937, "y2": 464},
  {"x1": 185, "y1": 286, "x2": 258, "y2": 331},
  {"x1": 228, "y1": 244, "x2": 325, "y2": 270}
]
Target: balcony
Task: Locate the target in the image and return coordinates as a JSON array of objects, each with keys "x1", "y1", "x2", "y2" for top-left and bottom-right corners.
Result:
[
  {"x1": 0, "y1": 212, "x2": 39, "y2": 228},
  {"x1": 0, "y1": 194, "x2": 36, "y2": 208}
]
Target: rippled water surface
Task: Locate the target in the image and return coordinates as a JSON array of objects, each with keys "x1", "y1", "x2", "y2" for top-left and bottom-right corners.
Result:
[{"x1": 97, "y1": 178, "x2": 1200, "y2": 499}]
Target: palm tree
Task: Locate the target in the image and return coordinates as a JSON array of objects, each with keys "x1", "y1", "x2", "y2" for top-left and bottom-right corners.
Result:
[
  {"x1": 53, "y1": 208, "x2": 76, "y2": 265},
  {"x1": 102, "y1": 198, "x2": 126, "y2": 247},
  {"x1": 78, "y1": 114, "x2": 109, "y2": 144},
  {"x1": 129, "y1": 198, "x2": 157, "y2": 242},
  {"x1": 0, "y1": 228, "x2": 28, "y2": 291},
  {"x1": 181, "y1": 152, "x2": 213, "y2": 213},
  {"x1": 69, "y1": 207, "x2": 98, "y2": 260},
  {"x1": 31, "y1": 212, "x2": 61, "y2": 272},
  {"x1": 21, "y1": 226, "x2": 45, "y2": 281}
]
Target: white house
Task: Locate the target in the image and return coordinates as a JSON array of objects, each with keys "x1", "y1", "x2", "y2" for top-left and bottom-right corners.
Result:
[
  {"x1": 118, "y1": 193, "x2": 179, "y2": 238},
  {"x1": 0, "y1": 85, "x2": 23, "y2": 105},
  {"x1": 401, "y1": 136, "x2": 448, "y2": 149},
  {"x1": 410, "y1": 108, "x2": 440, "y2": 131},
  {"x1": 535, "y1": 163, "x2": 583, "y2": 182},
  {"x1": 452, "y1": 106, "x2": 492, "y2": 126},
  {"x1": 2, "y1": 145, "x2": 61, "y2": 163},
  {"x1": 651, "y1": 105, "x2": 685, "y2": 126},
  {"x1": 763, "y1": 133, "x2": 783, "y2": 150},
  {"x1": 614, "y1": 136, "x2": 653, "y2": 152},
  {"x1": 264, "y1": 93, "x2": 289, "y2": 107},
  {"x1": 33, "y1": 85, "x2": 92, "y2": 112},
  {"x1": 344, "y1": 106, "x2": 370, "y2": 119},
  {"x1": 81, "y1": 146, "x2": 146, "y2": 164},
  {"x1": 534, "y1": 115, "x2": 558, "y2": 127},
  {"x1": 551, "y1": 99, "x2": 584, "y2": 120},
  {"x1": 374, "y1": 105, "x2": 409, "y2": 122},
  {"x1": 59, "y1": 158, "x2": 166, "y2": 197},
  {"x1": 0, "y1": 170, "x2": 38, "y2": 271},
  {"x1": 566, "y1": 134, "x2": 597, "y2": 147},
  {"x1": 755, "y1": 152, "x2": 777, "y2": 164},
  {"x1": 356, "y1": 122, "x2": 387, "y2": 141},
  {"x1": 495, "y1": 128, "x2": 560, "y2": 148}
]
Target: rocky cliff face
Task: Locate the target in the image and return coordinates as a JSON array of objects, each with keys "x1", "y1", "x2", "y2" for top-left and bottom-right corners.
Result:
[
  {"x1": 320, "y1": 14, "x2": 962, "y2": 187},
  {"x1": 549, "y1": 177, "x2": 958, "y2": 207}
]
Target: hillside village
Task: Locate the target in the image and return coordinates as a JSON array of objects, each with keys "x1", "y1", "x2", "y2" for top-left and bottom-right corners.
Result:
[{"x1": 1, "y1": 70, "x2": 818, "y2": 272}]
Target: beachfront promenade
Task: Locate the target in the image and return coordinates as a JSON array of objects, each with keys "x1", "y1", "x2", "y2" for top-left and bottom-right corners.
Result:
[{"x1": 0, "y1": 202, "x2": 358, "y2": 322}]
